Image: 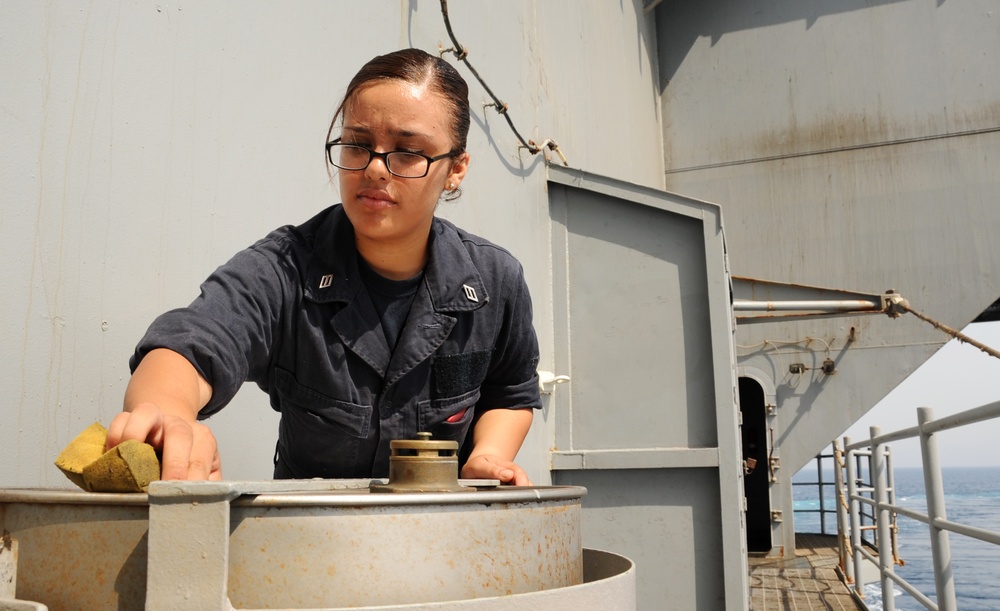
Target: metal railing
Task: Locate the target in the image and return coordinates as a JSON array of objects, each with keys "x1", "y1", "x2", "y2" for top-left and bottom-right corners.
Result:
[
  {"x1": 792, "y1": 451, "x2": 840, "y2": 535},
  {"x1": 837, "y1": 399, "x2": 1000, "y2": 611}
]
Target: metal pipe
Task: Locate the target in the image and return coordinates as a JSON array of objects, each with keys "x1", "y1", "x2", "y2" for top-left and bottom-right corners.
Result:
[
  {"x1": 880, "y1": 564, "x2": 940, "y2": 611},
  {"x1": 893, "y1": 504, "x2": 931, "y2": 525},
  {"x1": 866, "y1": 424, "x2": 923, "y2": 447},
  {"x1": 861, "y1": 451, "x2": 875, "y2": 536},
  {"x1": 858, "y1": 544, "x2": 879, "y2": 566},
  {"x1": 833, "y1": 440, "x2": 850, "y2": 582},
  {"x1": 732, "y1": 299, "x2": 879, "y2": 312},
  {"x1": 845, "y1": 400, "x2": 1000, "y2": 449},
  {"x1": 887, "y1": 450, "x2": 901, "y2": 567},
  {"x1": 871, "y1": 426, "x2": 896, "y2": 611},
  {"x1": 817, "y1": 456, "x2": 827, "y2": 534},
  {"x1": 845, "y1": 442, "x2": 865, "y2": 600},
  {"x1": 851, "y1": 494, "x2": 877, "y2": 508},
  {"x1": 931, "y1": 517, "x2": 1000, "y2": 546},
  {"x1": 918, "y1": 407, "x2": 958, "y2": 611},
  {"x1": 919, "y1": 399, "x2": 1000, "y2": 435}
]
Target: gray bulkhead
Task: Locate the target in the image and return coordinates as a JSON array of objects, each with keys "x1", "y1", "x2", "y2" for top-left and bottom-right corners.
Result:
[{"x1": 653, "y1": 0, "x2": 1000, "y2": 554}]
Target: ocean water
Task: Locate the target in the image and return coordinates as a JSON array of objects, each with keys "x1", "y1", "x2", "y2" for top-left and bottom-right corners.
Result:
[{"x1": 793, "y1": 466, "x2": 1000, "y2": 610}]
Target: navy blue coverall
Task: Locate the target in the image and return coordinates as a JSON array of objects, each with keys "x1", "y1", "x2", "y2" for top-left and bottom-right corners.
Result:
[{"x1": 131, "y1": 205, "x2": 542, "y2": 478}]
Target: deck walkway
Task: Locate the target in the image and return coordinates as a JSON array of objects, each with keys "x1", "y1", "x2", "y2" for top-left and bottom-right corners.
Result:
[{"x1": 749, "y1": 533, "x2": 864, "y2": 611}]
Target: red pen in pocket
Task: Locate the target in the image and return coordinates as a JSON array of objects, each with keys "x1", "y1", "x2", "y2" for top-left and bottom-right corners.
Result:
[{"x1": 445, "y1": 407, "x2": 467, "y2": 423}]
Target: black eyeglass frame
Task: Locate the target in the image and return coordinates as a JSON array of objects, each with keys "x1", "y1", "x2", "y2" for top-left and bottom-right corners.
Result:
[{"x1": 325, "y1": 139, "x2": 462, "y2": 179}]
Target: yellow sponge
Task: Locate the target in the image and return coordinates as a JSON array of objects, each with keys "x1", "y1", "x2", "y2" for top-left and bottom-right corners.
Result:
[
  {"x1": 54, "y1": 422, "x2": 109, "y2": 490},
  {"x1": 55, "y1": 422, "x2": 161, "y2": 492}
]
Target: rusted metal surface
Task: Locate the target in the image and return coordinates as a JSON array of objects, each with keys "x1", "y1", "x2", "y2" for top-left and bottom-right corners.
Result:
[
  {"x1": 0, "y1": 492, "x2": 148, "y2": 610},
  {"x1": 227, "y1": 497, "x2": 582, "y2": 607},
  {"x1": 1, "y1": 482, "x2": 590, "y2": 609}
]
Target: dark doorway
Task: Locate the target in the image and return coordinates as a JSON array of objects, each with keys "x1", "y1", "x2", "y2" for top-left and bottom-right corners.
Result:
[{"x1": 740, "y1": 377, "x2": 772, "y2": 552}]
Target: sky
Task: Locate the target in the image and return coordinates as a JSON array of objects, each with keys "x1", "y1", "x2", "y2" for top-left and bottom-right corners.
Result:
[{"x1": 824, "y1": 320, "x2": 1000, "y2": 469}]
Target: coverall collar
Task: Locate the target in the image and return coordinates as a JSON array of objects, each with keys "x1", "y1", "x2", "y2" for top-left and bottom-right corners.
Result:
[{"x1": 303, "y1": 205, "x2": 490, "y2": 313}]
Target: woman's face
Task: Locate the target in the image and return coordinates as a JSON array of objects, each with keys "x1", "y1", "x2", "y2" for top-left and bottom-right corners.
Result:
[{"x1": 338, "y1": 80, "x2": 469, "y2": 254}]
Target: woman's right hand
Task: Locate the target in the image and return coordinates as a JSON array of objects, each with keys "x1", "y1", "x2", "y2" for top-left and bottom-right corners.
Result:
[
  {"x1": 109, "y1": 348, "x2": 221, "y2": 481},
  {"x1": 107, "y1": 402, "x2": 222, "y2": 481}
]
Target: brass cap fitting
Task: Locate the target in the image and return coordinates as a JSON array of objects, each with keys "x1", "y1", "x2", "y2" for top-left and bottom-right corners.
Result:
[{"x1": 370, "y1": 432, "x2": 476, "y2": 493}]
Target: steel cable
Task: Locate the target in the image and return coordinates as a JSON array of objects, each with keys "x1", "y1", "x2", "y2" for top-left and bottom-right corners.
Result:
[
  {"x1": 902, "y1": 305, "x2": 1000, "y2": 360},
  {"x1": 438, "y1": 0, "x2": 568, "y2": 166}
]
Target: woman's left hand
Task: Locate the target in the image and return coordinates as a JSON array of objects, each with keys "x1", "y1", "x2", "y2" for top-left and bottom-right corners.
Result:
[
  {"x1": 462, "y1": 454, "x2": 532, "y2": 486},
  {"x1": 461, "y1": 408, "x2": 534, "y2": 485}
]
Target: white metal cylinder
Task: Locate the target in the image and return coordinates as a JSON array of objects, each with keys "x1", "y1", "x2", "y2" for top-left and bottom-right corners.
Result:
[{"x1": 0, "y1": 481, "x2": 638, "y2": 610}]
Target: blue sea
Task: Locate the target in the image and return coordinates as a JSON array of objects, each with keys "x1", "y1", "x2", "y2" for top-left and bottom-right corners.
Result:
[{"x1": 793, "y1": 466, "x2": 1000, "y2": 610}]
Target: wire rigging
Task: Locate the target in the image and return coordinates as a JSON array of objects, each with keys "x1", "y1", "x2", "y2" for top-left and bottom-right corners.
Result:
[
  {"x1": 902, "y1": 304, "x2": 1000, "y2": 361},
  {"x1": 438, "y1": 0, "x2": 568, "y2": 166}
]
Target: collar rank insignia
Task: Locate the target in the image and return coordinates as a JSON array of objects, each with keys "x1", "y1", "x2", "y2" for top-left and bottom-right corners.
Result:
[
  {"x1": 462, "y1": 284, "x2": 479, "y2": 303},
  {"x1": 319, "y1": 274, "x2": 333, "y2": 289}
]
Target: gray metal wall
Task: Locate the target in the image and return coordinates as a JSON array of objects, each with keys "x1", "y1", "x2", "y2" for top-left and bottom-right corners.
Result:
[
  {"x1": 654, "y1": 0, "x2": 1000, "y2": 550},
  {"x1": 546, "y1": 167, "x2": 745, "y2": 610},
  {"x1": 1, "y1": 1, "x2": 664, "y2": 487}
]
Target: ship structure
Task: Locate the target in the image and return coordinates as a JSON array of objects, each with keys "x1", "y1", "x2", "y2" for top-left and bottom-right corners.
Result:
[{"x1": 2, "y1": 2, "x2": 998, "y2": 609}]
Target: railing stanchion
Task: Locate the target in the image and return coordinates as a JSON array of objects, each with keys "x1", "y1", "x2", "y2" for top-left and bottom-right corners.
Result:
[
  {"x1": 845, "y1": 439, "x2": 865, "y2": 599},
  {"x1": 833, "y1": 439, "x2": 850, "y2": 581},
  {"x1": 817, "y1": 454, "x2": 826, "y2": 534},
  {"x1": 872, "y1": 426, "x2": 896, "y2": 611},
  {"x1": 886, "y1": 448, "x2": 900, "y2": 568},
  {"x1": 919, "y1": 406, "x2": 957, "y2": 611}
]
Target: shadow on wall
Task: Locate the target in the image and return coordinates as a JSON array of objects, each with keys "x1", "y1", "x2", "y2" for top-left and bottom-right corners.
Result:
[{"x1": 654, "y1": 0, "x2": 911, "y2": 89}]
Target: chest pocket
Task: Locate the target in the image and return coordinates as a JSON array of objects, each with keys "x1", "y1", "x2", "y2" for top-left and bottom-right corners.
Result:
[
  {"x1": 274, "y1": 367, "x2": 373, "y2": 478},
  {"x1": 421, "y1": 349, "x2": 492, "y2": 446},
  {"x1": 433, "y1": 349, "x2": 492, "y2": 396}
]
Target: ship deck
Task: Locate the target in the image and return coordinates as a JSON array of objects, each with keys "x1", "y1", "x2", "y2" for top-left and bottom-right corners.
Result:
[{"x1": 749, "y1": 533, "x2": 864, "y2": 610}]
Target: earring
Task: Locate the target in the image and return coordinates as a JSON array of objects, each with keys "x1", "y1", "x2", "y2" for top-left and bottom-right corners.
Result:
[{"x1": 447, "y1": 183, "x2": 455, "y2": 190}]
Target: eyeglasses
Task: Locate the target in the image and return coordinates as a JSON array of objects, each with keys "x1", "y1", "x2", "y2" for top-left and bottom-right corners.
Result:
[{"x1": 326, "y1": 140, "x2": 460, "y2": 179}]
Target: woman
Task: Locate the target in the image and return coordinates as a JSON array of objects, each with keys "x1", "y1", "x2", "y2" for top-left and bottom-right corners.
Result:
[{"x1": 106, "y1": 48, "x2": 541, "y2": 485}]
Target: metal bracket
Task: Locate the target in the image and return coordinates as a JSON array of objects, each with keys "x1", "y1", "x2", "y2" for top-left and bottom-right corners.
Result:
[
  {"x1": 1, "y1": 532, "x2": 48, "y2": 610},
  {"x1": 538, "y1": 370, "x2": 571, "y2": 395},
  {"x1": 1, "y1": 531, "x2": 16, "y2": 599},
  {"x1": 732, "y1": 277, "x2": 909, "y2": 324},
  {"x1": 146, "y1": 481, "x2": 241, "y2": 611},
  {"x1": 881, "y1": 289, "x2": 910, "y2": 318}
]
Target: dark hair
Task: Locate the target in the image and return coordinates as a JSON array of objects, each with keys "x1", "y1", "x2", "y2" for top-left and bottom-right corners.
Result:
[{"x1": 326, "y1": 48, "x2": 471, "y2": 154}]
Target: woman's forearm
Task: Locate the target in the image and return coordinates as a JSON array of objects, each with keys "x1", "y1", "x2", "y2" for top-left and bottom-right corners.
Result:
[
  {"x1": 467, "y1": 408, "x2": 533, "y2": 461},
  {"x1": 123, "y1": 348, "x2": 212, "y2": 420}
]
